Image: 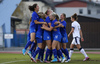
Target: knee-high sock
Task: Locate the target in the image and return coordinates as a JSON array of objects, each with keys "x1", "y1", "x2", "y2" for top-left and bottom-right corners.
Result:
[
  {"x1": 32, "y1": 49, "x2": 35, "y2": 56},
  {"x1": 52, "y1": 49, "x2": 57, "y2": 58},
  {"x1": 80, "y1": 48, "x2": 88, "y2": 57},
  {"x1": 69, "y1": 49, "x2": 74, "y2": 58},
  {"x1": 57, "y1": 50, "x2": 61, "y2": 58},
  {"x1": 25, "y1": 41, "x2": 33, "y2": 50},
  {"x1": 37, "y1": 50, "x2": 41, "y2": 59},
  {"x1": 63, "y1": 48, "x2": 70, "y2": 59},
  {"x1": 33, "y1": 47, "x2": 41, "y2": 58},
  {"x1": 61, "y1": 48, "x2": 64, "y2": 53},
  {"x1": 49, "y1": 50, "x2": 52, "y2": 60},
  {"x1": 45, "y1": 48, "x2": 51, "y2": 61},
  {"x1": 57, "y1": 49, "x2": 64, "y2": 58},
  {"x1": 29, "y1": 42, "x2": 36, "y2": 52},
  {"x1": 41, "y1": 49, "x2": 45, "y2": 60}
]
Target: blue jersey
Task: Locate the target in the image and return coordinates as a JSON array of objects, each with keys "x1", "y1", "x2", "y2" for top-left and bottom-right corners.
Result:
[
  {"x1": 51, "y1": 19, "x2": 61, "y2": 42},
  {"x1": 36, "y1": 18, "x2": 44, "y2": 39},
  {"x1": 30, "y1": 11, "x2": 39, "y2": 33},
  {"x1": 60, "y1": 20, "x2": 67, "y2": 35},
  {"x1": 43, "y1": 16, "x2": 51, "y2": 40},
  {"x1": 51, "y1": 19, "x2": 60, "y2": 34},
  {"x1": 60, "y1": 20, "x2": 68, "y2": 43}
]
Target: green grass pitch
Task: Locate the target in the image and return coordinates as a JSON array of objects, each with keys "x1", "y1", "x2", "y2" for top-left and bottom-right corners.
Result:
[{"x1": 0, "y1": 53, "x2": 100, "y2": 64}]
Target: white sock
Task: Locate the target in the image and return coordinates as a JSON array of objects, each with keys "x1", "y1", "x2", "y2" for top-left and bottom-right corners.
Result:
[
  {"x1": 69, "y1": 50, "x2": 74, "y2": 58},
  {"x1": 80, "y1": 48, "x2": 88, "y2": 57}
]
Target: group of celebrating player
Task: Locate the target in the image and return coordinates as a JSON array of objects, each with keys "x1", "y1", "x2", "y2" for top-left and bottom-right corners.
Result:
[{"x1": 22, "y1": 3, "x2": 90, "y2": 63}]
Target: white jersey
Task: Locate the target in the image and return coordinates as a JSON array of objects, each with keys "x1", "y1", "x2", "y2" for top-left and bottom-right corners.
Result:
[{"x1": 71, "y1": 21, "x2": 81, "y2": 38}]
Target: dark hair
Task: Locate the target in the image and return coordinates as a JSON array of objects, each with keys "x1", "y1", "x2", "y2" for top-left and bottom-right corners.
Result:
[
  {"x1": 72, "y1": 13, "x2": 78, "y2": 20},
  {"x1": 29, "y1": 3, "x2": 37, "y2": 11},
  {"x1": 45, "y1": 10, "x2": 49, "y2": 15},
  {"x1": 62, "y1": 13, "x2": 66, "y2": 20},
  {"x1": 55, "y1": 14, "x2": 59, "y2": 21}
]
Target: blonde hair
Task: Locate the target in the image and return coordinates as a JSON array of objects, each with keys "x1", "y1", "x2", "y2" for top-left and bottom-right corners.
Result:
[{"x1": 50, "y1": 12, "x2": 59, "y2": 21}]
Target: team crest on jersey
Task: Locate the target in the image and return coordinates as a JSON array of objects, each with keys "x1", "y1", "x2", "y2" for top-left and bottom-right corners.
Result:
[
  {"x1": 47, "y1": 36, "x2": 49, "y2": 39},
  {"x1": 41, "y1": 36, "x2": 42, "y2": 38},
  {"x1": 55, "y1": 35, "x2": 58, "y2": 39},
  {"x1": 34, "y1": 29, "x2": 36, "y2": 31}
]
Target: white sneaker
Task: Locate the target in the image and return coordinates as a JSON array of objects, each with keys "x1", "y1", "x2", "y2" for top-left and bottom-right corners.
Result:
[
  {"x1": 58, "y1": 58, "x2": 61, "y2": 62},
  {"x1": 65, "y1": 59, "x2": 71, "y2": 62},
  {"x1": 31, "y1": 57, "x2": 37, "y2": 63},
  {"x1": 61, "y1": 57, "x2": 66, "y2": 63},
  {"x1": 27, "y1": 51, "x2": 32, "y2": 58}
]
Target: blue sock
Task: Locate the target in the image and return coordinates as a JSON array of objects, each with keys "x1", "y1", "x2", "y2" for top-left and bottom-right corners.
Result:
[
  {"x1": 57, "y1": 49, "x2": 64, "y2": 58},
  {"x1": 45, "y1": 48, "x2": 51, "y2": 61},
  {"x1": 61, "y1": 48, "x2": 64, "y2": 53},
  {"x1": 52, "y1": 49, "x2": 57, "y2": 58},
  {"x1": 29, "y1": 42, "x2": 36, "y2": 52},
  {"x1": 25, "y1": 41, "x2": 32, "y2": 50},
  {"x1": 38, "y1": 49, "x2": 42, "y2": 59},
  {"x1": 32, "y1": 49, "x2": 35, "y2": 56},
  {"x1": 57, "y1": 50, "x2": 61, "y2": 58},
  {"x1": 41, "y1": 49, "x2": 45, "y2": 60},
  {"x1": 49, "y1": 50, "x2": 52, "y2": 60},
  {"x1": 33, "y1": 47, "x2": 41, "y2": 58},
  {"x1": 64, "y1": 48, "x2": 70, "y2": 59}
]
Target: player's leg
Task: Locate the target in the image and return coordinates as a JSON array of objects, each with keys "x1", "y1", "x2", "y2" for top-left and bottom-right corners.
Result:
[
  {"x1": 31, "y1": 38, "x2": 43, "y2": 63},
  {"x1": 69, "y1": 44, "x2": 74, "y2": 58},
  {"x1": 69, "y1": 38, "x2": 75, "y2": 58},
  {"x1": 62, "y1": 43, "x2": 70, "y2": 62},
  {"x1": 57, "y1": 43, "x2": 61, "y2": 62},
  {"x1": 41, "y1": 41, "x2": 46, "y2": 61},
  {"x1": 31, "y1": 39, "x2": 37, "y2": 56},
  {"x1": 37, "y1": 41, "x2": 45, "y2": 62},
  {"x1": 56, "y1": 42, "x2": 66, "y2": 63},
  {"x1": 76, "y1": 44, "x2": 89, "y2": 61},
  {"x1": 75, "y1": 37, "x2": 89, "y2": 61},
  {"x1": 22, "y1": 33, "x2": 36, "y2": 55},
  {"x1": 51, "y1": 40, "x2": 59, "y2": 62},
  {"x1": 44, "y1": 40, "x2": 52, "y2": 63}
]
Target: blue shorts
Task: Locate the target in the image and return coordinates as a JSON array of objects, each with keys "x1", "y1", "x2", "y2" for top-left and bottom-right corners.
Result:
[
  {"x1": 43, "y1": 31, "x2": 51, "y2": 40},
  {"x1": 52, "y1": 33, "x2": 61, "y2": 42},
  {"x1": 36, "y1": 38, "x2": 43, "y2": 43},
  {"x1": 30, "y1": 25, "x2": 36, "y2": 33},
  {"x1": 61, "y1": 33, "x2": 68, "y2": 43}
]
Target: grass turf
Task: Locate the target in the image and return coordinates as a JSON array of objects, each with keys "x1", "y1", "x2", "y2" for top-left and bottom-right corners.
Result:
[{"x1": 0, "y1": 53, "x2": 100, "y2": 64}]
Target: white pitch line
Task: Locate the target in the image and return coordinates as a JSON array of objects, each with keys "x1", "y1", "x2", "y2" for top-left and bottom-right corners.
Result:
[{"x1": 0, "y1": 60, "x2": 26, "y2": 64}]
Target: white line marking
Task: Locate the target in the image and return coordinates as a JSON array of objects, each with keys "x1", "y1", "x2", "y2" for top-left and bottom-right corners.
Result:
[{"x1": 0, "y1": 60, "x2": 26, "y2": 64}]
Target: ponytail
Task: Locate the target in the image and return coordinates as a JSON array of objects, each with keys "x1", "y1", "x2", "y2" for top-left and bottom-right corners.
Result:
[
  {"x1": 29, "y1": 3, "x2": 37, "y2": 11},
  {"x1": 72, "y1": 13, "x2": 78, "y2": 20}
]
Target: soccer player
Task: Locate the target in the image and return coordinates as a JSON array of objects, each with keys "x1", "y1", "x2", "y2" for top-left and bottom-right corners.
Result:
[
  {"x1": 31, "y1": 12, "x2": 46, "y2": 63},
  {"x1": 35, "y1": 12, "x2": 45, "y2": 62},
  {"x1": 43, "y1": 9, "x2": 53, "y2": 63},
  {"x1": 22, "y1": 4, "x2": 47, "y2": 55},
  {"x1": 68, "y1": 13, "x2": 90, "y2": 61},
  {"x1": 41, "y1": 12, "x2": 66, "y2": 63},
  {"x1": 54, "y1": 13, "x2": 70, "y2": 62}
]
